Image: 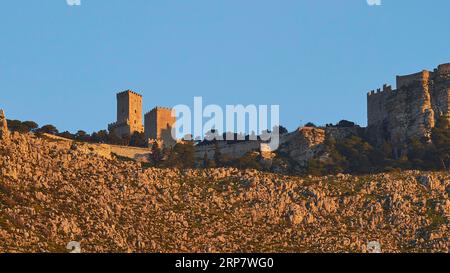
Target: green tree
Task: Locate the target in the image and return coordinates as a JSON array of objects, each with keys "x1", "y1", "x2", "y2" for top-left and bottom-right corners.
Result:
[
  {"x1": 91, "y1": 130, "x2": 109, "y2": 143},
  {"x1": 235, "y1": 152, "x2": 261, "y2": 170},
  {"x1": 58, "y1": 131, "x2": 75, "y2": 140},
  {"x1": 36, "y1": 124, "x2": 59, "y2": 135},
  {"x1": 431, "y1": 115, "x2": 450, "y2": 170},
  {"x1": 168, "y1": 142, "x2": 195, "y2": 169},
  {"x1": 150, "y1": 142, "x2": 163, "y2": 166},
  {"x1": 304, "y1": 122, "x2": 317, "y2": 127},
  {"x1": 22, "y1": 121, "x2": 39, "y2": 132},
  {"x1": 129, "y1": 132, "x2": 147, "y2": 147},
  {"x1": 7, "y1": 120, "x2": 39, "y2": 133},
  {"x1": 75, "y1": 130, "x2": 90, "y2": 142}
]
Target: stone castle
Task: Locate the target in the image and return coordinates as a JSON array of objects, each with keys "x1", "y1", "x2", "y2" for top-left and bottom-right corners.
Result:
[
  {"x1": 108, "y1": 90, "x2": 144, "y2": 137},
  {"x1": 2, "y1": 63, "x2": 448, "y2": 164},
  {"x1": 367, "y1": 63, "x2": 450, "y2": 151},
  {"x1": 108, "y1": 90, "x2": 176, "y2": 147},
  {"x1": 105, "y1": 63, "x2": 449, "y2": 161}
]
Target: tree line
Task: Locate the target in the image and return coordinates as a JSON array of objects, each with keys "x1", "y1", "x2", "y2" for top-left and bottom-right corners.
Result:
[
  {"x1": 6, "y1": 116, "x2": 450, "y2": 174},
  {"x1": 306, "y1": 115, "x2": 450, "y2": 175},
  {"x1": 6, "y1": 119, "x2": 147, "y2": 147}
]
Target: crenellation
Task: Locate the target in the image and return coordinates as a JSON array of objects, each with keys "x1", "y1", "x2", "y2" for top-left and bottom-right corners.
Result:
[
  {"x1": 117, "y1": 89, "x2": 142, "y2": 98},
  {"x1": 367, "y1": 63, "x2": 450, "y2": 150},
  {"x1": 109, "y1": 90, "x2": 144, "y2": 138},
  {"x1": 144, "y1": 106, "x2": 176, "y2": 148}
]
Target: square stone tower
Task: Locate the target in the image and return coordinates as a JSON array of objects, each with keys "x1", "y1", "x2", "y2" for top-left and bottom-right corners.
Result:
[
  {"x1": 108, "y1": 90, "x2": 144, "y2": 138},
  {"x1": 144, "y1": 107, "x2": 176, "y2": 147}
]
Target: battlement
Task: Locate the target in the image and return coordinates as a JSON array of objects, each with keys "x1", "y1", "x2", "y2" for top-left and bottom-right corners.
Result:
[
  {"x1": 367, "y1": 63, "x2": 450, "y2": 148},
  {"x1": 367, "y1": 84, "x2": 393, "y2": 97},
  {"x1": 437, "y1": 63, "x2": 450, "y2": 75},
  {"x1": 144, "y1": 106, "x2": 176, "y2": 147},
  {"x1": 109, "y1": 89, "x2": 144, "y2": 138},
  {"x1": 396, "y1": 70, "x2": 430, "y2": 89},
  {"x1": 116, "y1": 90, "x2": 142, "y2": 98},
  {"x1": 145, "y1": 106, "x2": 173, "y2": 115},
  {"x1": 108, "y1": 120, "x2": 130, "y2": 128}
]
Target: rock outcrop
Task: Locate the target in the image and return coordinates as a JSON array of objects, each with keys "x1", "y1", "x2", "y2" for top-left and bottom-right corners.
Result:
[
  {"x1": 1, "y1": 132, "x2": 448, "y2": 253},
  {"x1": 367, "y1": 63, "x2": 450, "y2": 149},
  {"x1": 278, "y1": 127, "x2": 326, "y2": 167},
  {"x1": 0, "y1": 109, "x2": 9, "y2": 141}
]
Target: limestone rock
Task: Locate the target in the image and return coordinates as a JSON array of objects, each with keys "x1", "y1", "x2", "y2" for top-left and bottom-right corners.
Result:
[
  {"x1": 278, "y1": 127, "x2": 325, "y2": 167},
  {"x1": 0, "y1": 109, "x2": 9, "y2": 140},
  {"x1": 0, "y1": 132, "x2": 448, "y2": 253}
]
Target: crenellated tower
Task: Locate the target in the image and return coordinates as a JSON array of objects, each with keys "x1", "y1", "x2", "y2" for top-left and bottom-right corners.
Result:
[
  {"x1": 108, "y1": 90, "x2": 144, "y2": 138},
  {"x1": 144, "y1": 107, "x2": 176, "y2": 147},
  {"x1": 367, "y1": 63, "x2": 450, "y2": 151}
]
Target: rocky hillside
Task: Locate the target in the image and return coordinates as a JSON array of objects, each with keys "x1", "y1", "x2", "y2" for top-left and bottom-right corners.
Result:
[{"x1": 0, "y1": 132, "x2": 448, "y2": 253}]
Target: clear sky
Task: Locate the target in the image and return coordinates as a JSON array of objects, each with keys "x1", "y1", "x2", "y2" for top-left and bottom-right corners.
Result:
[{"x1": 0, "y1": 0, "x2": 449, "y2": 133}]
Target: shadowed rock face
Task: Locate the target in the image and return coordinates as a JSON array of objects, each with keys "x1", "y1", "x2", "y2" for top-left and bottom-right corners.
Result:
[
  {"x1": 367, "y1": 64, "x2": 450, "y2": 149},
  {"x1": 0, "y1": 132, "x2": 449, "y2": 253}
]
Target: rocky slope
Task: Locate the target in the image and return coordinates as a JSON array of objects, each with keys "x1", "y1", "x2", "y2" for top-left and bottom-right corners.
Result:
[{"x1": 0, "y1": 132, "x2": 449, "y2": 253}]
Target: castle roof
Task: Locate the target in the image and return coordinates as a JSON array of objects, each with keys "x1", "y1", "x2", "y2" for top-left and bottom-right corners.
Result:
[
  {"x1": 145, "y1": 106, "x2": 173, "y2": 115},
  {"x1": 116, "y1": 89, "x2": 142, "y2": 97}
]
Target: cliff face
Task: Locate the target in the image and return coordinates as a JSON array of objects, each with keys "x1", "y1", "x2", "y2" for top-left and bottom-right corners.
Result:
[
  {"x1": 367, "y1": 64, "x2": 450, "y2": 149},
  {"x1": 278, "y1": 127, "x2": 326, "y2": 167},
  {"x1": 2, "y1": 132, "x2": 448, "y2": 253}
]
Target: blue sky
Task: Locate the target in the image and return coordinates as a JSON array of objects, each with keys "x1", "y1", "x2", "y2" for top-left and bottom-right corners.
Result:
[{"x1": 0, "y1": 0, "x2": 449, "y2": 133}]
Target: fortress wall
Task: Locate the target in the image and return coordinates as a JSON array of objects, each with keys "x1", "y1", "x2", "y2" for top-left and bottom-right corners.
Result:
[
  {"x1": 108, "y1": 144, "x2": 150, "y2": 161},
  {"x1": 431, "y1": 65, "x2": 450, "y2": 121},
  {"x1": 41, "y1": 133, "x2": 150, "y2": 161},
  {"x1": 367, "y1": 85, "x2": 392, "y2": 127},
  {"x1": 396, "y1": 70, "x2": 429, "y2": 89},
  {"x1": 194, "y1": 141, "x2": 261, "y2": 159},
  {"x1": 367, "y1": 64, "x2": 450, "y2": 149},
  {"x1": 144, "y1": 111, "x2": 157, "y2": 140},
  {"x1": 145, "y1": 107, "x2": 176, "y2": 147},
  {"x1": 437, "y1": 63, "x2": 450, "y2": 75}
]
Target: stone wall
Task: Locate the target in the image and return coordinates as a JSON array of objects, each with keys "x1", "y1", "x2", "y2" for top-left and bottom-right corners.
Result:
[
  {"x1": 324, "y1": 125, "x2": 362, "y2": 141},
  {"x1": 194, "y1": 140, "x2": 262, "y2": 160},
  {"x1": 41, "y1": 133, "x2": 150, "y2": 162},
  {"x1": 367, "y1": 63, "x2": 450, "y2": 148},
  {"x1": 194, "y1": 127, "x2": 327, "y2": 166}
]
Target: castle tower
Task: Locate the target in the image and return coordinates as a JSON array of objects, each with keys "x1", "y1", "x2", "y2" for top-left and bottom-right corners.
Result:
[
  {"x1": 366, "y1": 63, "x2": 450, "y2": 149},
  {"x1": 144, "y1": 107, "x2": 176, "y2": 147},
  {"x1": 108, "y1": 90, "x2": 144, "y2": 138}
]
